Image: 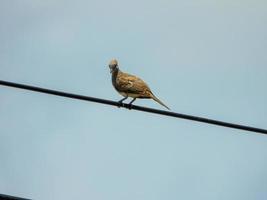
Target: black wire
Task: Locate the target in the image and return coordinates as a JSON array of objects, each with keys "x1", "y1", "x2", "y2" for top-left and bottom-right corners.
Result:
[
  {"x1": 0, "y1": 194, "x2": 31, "y2": 200},
  {"x1": 0, "y1": 80, "x2": 266, "y2": 135}
]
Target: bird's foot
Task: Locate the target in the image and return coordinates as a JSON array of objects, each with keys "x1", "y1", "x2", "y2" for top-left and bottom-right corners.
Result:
[
  {"x1": 127, "y1": 103, "x2": 133, "y2": 110},
  {"x1": 127, "y1": 98, "x2": 136, "y2": 110},
  {"x1": 117, "y1": 96, "x2": 128, "y2": 108},
  {"x1": 117, "y1": 101, "x2": 123, "y2": 108}
]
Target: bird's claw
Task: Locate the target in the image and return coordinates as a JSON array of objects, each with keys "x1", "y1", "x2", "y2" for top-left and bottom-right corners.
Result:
[
  {"x1": 117, "y1": 101, "x2": 123, "y2": 108},
  {"x1": 127, "y1": 104, "x2": 133, "y2": 110}
]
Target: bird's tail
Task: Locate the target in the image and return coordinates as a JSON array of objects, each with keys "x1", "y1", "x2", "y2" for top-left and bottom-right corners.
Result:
[{"x1": 151, "y1": 94, "x2": 170, "y2": 110}]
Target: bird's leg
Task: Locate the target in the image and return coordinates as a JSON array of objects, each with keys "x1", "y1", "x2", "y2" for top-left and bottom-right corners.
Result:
[
  {"x1": 118, "y1": 96, "x2": 128, "y2": 107},
  {"x1": 128, "y1": 98, "x2": 136, "y2": 110}
]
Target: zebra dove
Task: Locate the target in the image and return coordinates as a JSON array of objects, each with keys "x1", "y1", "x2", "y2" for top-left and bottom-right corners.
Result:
[{"x1": 108, "y1": 59, "x2": 170, "y2": 110}]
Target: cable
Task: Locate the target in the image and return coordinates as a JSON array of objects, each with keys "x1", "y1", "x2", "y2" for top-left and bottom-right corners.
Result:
[
  {"x1": 0, "y1": 194, "x2": 31, "y2": 200},
  {"x1": 0, "y1": 80, "x2": 266, "y2": 135}
]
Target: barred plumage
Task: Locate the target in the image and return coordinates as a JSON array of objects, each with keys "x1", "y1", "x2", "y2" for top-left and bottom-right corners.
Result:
[{"x1": 109, "y1": 59, "x2": 170, "y2": 110}]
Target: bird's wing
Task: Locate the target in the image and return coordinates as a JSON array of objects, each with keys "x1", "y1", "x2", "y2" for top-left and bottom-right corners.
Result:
[{"x1": 116, "y1": 72, "x2": 151, "y2": 95}]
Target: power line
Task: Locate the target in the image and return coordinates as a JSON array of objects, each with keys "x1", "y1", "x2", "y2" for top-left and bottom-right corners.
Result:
[
  {"x1": 0, "y1": 194, "x2": 31, "y2": 200},
  {"x1": 0, "y1": 80, "x2": 266, "y2": 135}
]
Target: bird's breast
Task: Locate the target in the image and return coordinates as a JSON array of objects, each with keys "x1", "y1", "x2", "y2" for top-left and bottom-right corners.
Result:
[{"x1": 119, "y1": 92, "x2": 128, "y2": 97}]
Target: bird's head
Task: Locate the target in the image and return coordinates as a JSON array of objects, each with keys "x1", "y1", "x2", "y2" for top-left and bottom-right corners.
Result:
[{"x1": 109, "y1": 59, "x2": 118, "y2": 73}]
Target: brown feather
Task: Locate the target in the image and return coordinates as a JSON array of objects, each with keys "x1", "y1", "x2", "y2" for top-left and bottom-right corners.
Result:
[
  {"x1": 110, "y1": 62, "x2": 170, "y2": 110},
  {"x1": 116, "y1": 71, "x2": 152, "y2": 98}
]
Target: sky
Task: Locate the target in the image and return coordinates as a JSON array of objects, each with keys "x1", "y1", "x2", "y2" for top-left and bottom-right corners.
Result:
[{"x1": 0, "y1": 0, "x2": 267, "y2": 199}]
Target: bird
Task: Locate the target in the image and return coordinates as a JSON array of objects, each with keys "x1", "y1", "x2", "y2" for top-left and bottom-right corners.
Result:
[{"x1": 108, "y1": 59, "x2": 170, "y2": 110}]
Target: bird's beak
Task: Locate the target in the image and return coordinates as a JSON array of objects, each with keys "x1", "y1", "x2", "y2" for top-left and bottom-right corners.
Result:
[{"x1": 109, "y1": 66, "x2": 113, "y2": 73}]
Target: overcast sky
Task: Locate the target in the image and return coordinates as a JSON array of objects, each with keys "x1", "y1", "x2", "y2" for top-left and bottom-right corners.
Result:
[{"x1": 0, "y1": 0, "x2": 267, "y2": 199}]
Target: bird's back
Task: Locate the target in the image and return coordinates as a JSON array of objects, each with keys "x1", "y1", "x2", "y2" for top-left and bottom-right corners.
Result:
[{"x1": 115, "y1": 70, "x2": 152, "y2": 98}]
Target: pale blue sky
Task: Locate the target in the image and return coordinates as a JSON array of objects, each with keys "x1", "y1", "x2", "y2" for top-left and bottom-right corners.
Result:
[{"x1": 0, "y1": 0, "x2": 267, "y2": 199}]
